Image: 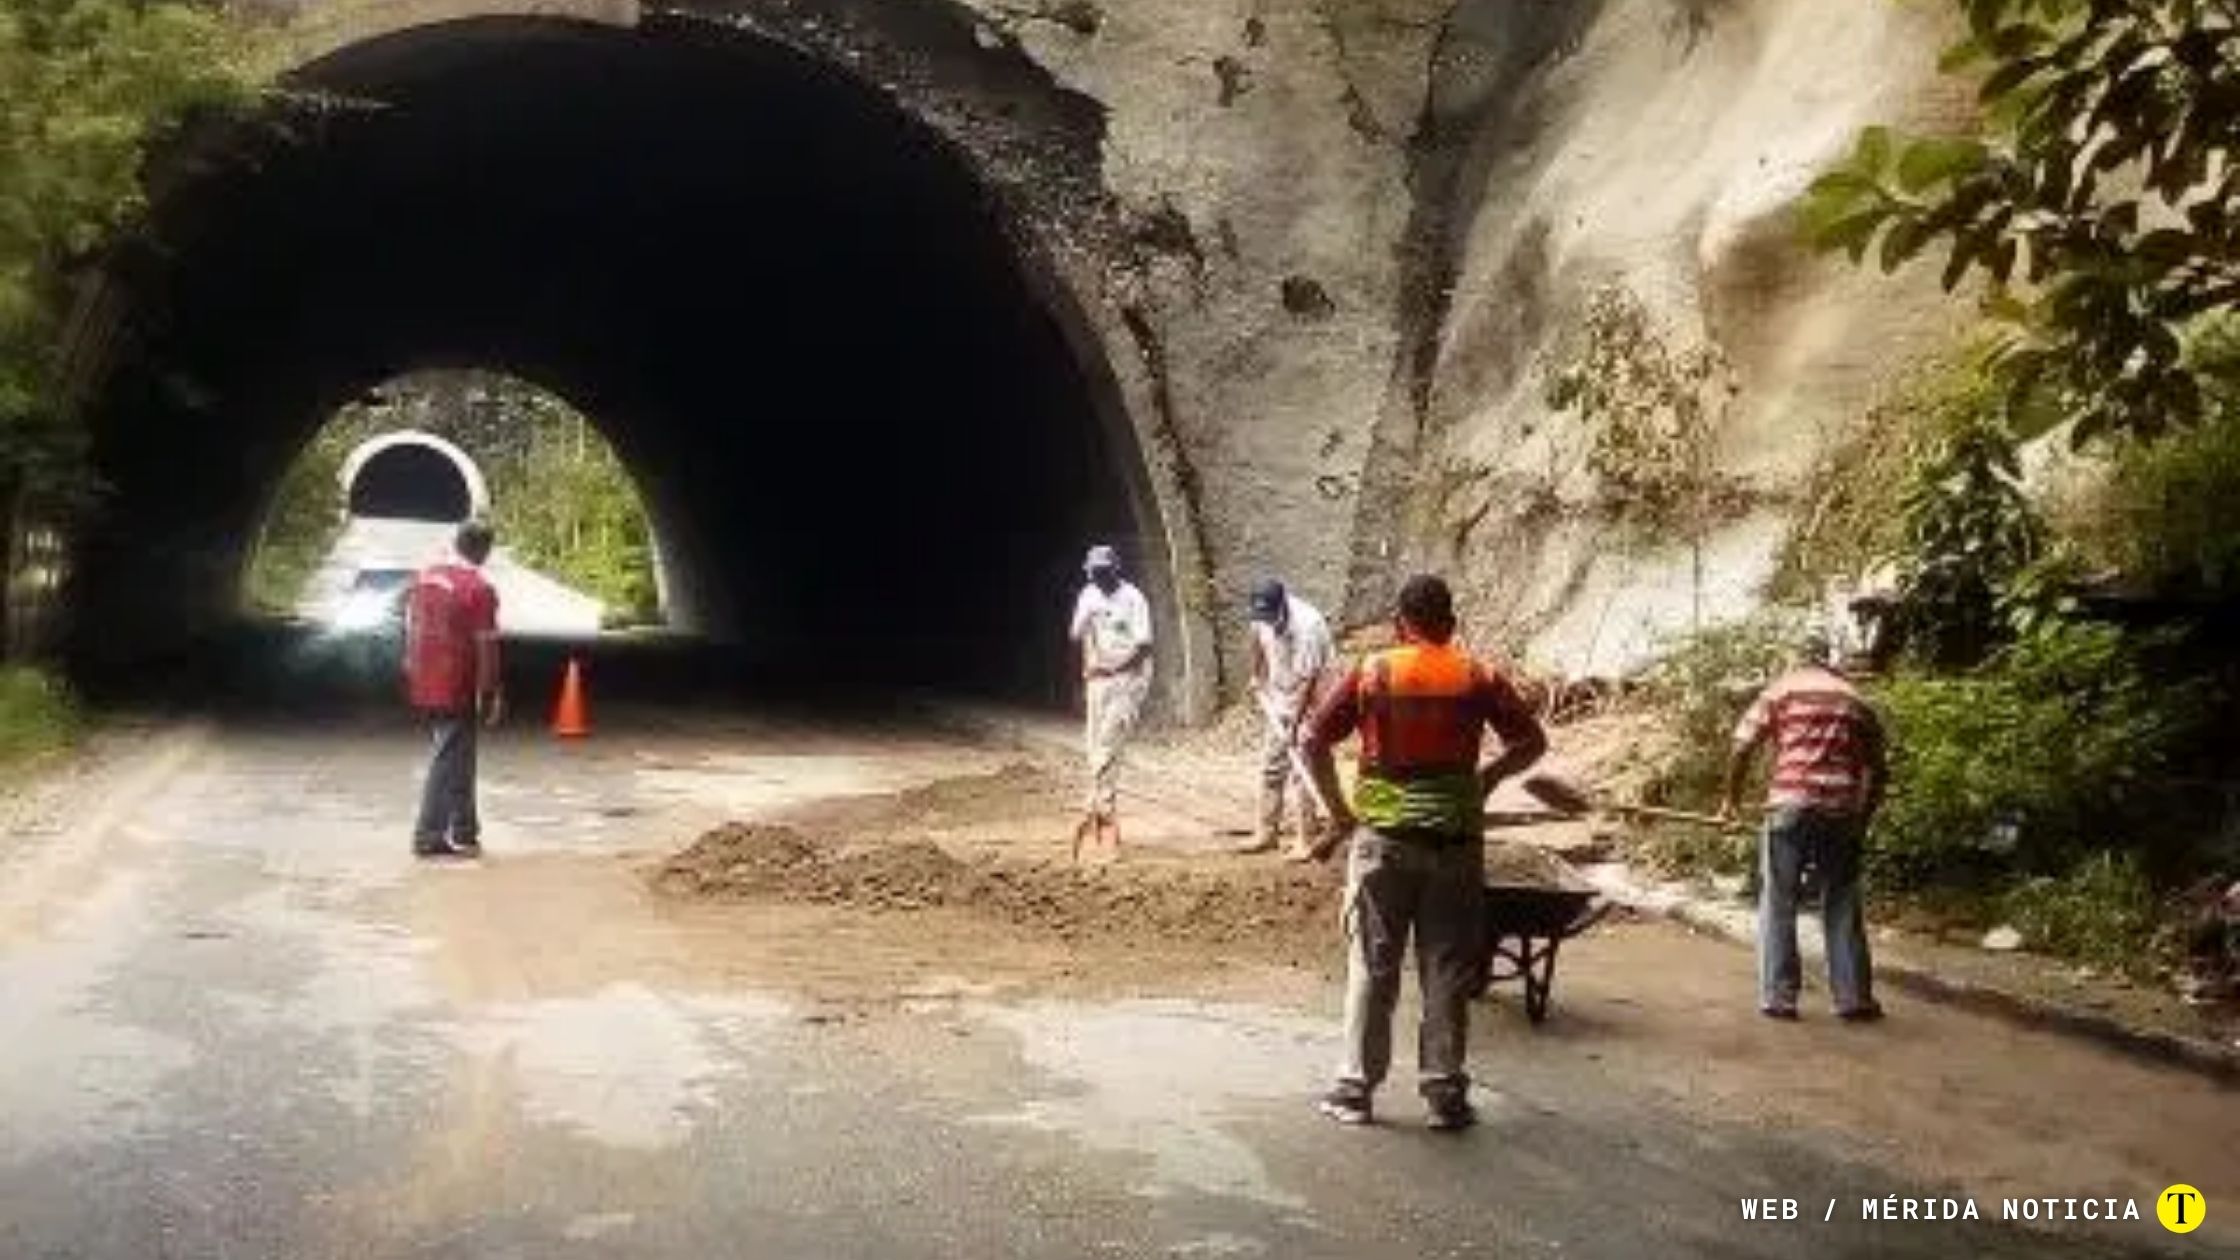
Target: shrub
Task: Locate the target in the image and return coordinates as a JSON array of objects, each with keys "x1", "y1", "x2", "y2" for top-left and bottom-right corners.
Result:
[
  {"x1": 1543, "y1": 284, "x2": 1744, "y2": 533},
  {"x1": 1999, "y1": 853, "x2": 2161, "y2": 976},
  {"x1": 1869, "y1": 623, "x2": 2204, "y2": 891},
  {"x1": 1895, "y1": 412, "x2": 2044, "y2": 668},
  {"x1": 2065, "y1": 416, "x2": 2240, "y2": 601},
  {"x1": 1633, "y1": 611, "x2": 1808, "y2": 810},
  {"x1": 0, "y1": 667, "x2": 80, "y2": 766}
]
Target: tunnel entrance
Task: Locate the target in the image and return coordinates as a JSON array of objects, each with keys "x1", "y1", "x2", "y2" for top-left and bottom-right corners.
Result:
[
  {"x1": 66, "y1": 12, "x2": 1180, "y2": 707},
  {"x1": 347, "y1": 443, "x2": 474, "y2": 522}
]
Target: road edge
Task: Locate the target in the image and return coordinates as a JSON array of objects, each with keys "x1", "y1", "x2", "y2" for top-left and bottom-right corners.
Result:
[{"x1": 1579, "y1": 864, "x2": 2240, "y2": 1086}]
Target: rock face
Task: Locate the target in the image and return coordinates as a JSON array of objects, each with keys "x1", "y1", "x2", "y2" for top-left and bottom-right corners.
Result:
[
  {"x1": 1368, "y1": 0, "x2": 1977, "y2": 676},
  {"x1": 262, "y1": 0, "x2": 1975, "y2": 693},
  {"x1": 965, "y1": 0, "x2": 1983, "y2": 680}
]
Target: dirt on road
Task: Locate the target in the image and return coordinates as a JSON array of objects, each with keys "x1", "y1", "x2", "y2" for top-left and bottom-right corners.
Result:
[
  {"x1": 654, "y1": 821, "x2": 1344, "y2": 954},
  {"x1": 650, "y1": 762, "x2": 1581, "y2": 965}
]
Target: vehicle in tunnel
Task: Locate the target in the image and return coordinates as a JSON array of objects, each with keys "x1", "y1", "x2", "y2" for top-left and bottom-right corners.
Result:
[
  {"x1": 58, "y1": 13, "x2": 1201, "y2": 714},
  {"x1": 335, "y1": 567, "x2": 413, "y2": 637}
]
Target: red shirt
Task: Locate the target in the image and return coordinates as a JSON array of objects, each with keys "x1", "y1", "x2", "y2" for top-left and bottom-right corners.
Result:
[
  {"x1": 1734, "y1": 666, "x2": 1885, "y2": 814},
  {"x1": 405, "y1": 563, "x2": 499, "y2": 712}
]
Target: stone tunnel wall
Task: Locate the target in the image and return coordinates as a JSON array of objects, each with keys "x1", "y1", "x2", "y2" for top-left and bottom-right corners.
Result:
[{"x1": 58, "y1": 0, "x2": 1972, "y2": 696}]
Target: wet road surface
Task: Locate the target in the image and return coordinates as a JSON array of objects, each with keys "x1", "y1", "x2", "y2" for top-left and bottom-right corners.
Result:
[{"x1": 1, "y1": 716, "x2": 2229, "y2": 1258}]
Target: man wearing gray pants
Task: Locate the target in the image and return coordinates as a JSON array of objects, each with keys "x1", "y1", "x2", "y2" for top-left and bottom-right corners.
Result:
[
  {"x1": 1301, "y1": 575, "x2": 1547, "y2": 1131},
  {"x1": 404, "y1": 521, "x2": 505, "y2": 859},
  {"x1": 1721, "y1": 630, "x2": 1888, "y2": 1020}
]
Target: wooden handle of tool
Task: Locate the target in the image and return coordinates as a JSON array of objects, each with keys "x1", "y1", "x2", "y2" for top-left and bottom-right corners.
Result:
[{"x1": 1613, "y1": 803, "x2": 1746, "y2": 831}]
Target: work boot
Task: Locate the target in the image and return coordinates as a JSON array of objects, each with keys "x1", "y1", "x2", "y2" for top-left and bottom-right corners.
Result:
[
  {"x1": 1316, "y1": 1084, "x2": 1373, "y2": 1126},
  {"x1": 1425, "y1": 1094, "x2": 1478, "y2": 1132}
]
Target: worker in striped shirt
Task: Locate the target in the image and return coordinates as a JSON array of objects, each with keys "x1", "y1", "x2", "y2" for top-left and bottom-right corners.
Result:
[{"x1": 1719, "y1": 629, "x2": 1888, "y2": 1021}]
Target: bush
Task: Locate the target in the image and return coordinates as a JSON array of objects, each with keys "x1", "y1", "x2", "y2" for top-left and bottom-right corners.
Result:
[
  {"x1": 1633, "y1": 611, "x2": 1808, "y2": 810},
  {"x1": 1999, "y1": 853, "x2": 2161, "y2": 976},
  {"x1": 0, "y1": 667, "x2": 80, "y2": 767},
  {"x1": 2065, "y1": 416, "x2": 2240, "y2": 602},
  {"x1": 1869, "y1": 623, "x2": 2205, "y2": 891}
]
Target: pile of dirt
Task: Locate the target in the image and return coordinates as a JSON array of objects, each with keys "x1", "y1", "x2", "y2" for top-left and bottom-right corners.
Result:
[
  {"x1": 656, "y1": 821, "x2": 1344, "y2": 948},
  {"x1": 796, "y1": 761, "x2": 1075, "y2": 841},
  {"x1": 1485, "y1": 842, "x2": 1588, "y2": 891},
  {"x1": 654, "y1": 822, "x2": 1584, "y2": 952}
]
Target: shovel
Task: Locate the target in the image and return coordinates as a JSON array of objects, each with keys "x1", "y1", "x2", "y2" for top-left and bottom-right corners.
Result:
[
  {"x1": 1251, "y1": 693, "x2": 1342, "y2": 862},
  {"x1": 1524, "y1": 775, "x2": 1824, "y2": 902},
  {"x1": 1519, "y1": 774, "x2": 1743, "y2": 832},
  {"x1": 1257, "y1": 693, "x2": 1333, "y2": 820}
]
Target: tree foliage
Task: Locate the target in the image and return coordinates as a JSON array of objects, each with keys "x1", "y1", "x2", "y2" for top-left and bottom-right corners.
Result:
[
  {"x1": 1800, "y1": 0, "x2": 2240, "y2": 444},
  {"x1": 0, "y1": 0, "x2": 256, "y2": 498},
  {"x1": 485, "y1": 392, "x2": 661, "y2": 627},
  {"x1": 1895, "y1": 391, "x2": 2047, "y2": 666}
]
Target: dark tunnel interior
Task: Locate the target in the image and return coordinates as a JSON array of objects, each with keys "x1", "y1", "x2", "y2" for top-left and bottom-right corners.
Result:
[
  {"x1": 70, "y1": 15, "x2": 1148, "y2": 707},
  {"x1": 348, "y1": 443, "x2": 473, "y2": 522}
]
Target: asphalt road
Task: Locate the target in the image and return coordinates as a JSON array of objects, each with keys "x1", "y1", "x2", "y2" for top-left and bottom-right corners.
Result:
[{"x1": 0, "y1": 715, "x2": 2227, "y2": 1258}]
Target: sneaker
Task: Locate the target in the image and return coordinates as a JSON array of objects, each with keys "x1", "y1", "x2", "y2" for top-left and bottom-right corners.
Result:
[
  {"x1": 1837, "y1": 1002, "x2": 1885, "y2": 1023},
  {"x1": 1760, "y1": 1005, "x2": 1800, "y2": 1021},
  {"x1": 1425, "y1": 1096, "x2": 1478, "y2": 1132},
  {"x1": 1316, "y1": 1087, "x2": 1373, "y2": 1126}
]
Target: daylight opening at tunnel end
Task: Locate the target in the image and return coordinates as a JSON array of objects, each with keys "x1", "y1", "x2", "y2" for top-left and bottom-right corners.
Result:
[{"x1": 247, "y1": 369, "x2": 664, "y2": 640}]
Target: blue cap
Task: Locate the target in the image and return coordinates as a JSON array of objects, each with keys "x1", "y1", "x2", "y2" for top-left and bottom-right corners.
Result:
[{"x1": 1249, "y1": 579, "x2": 1286, "y2": 623}]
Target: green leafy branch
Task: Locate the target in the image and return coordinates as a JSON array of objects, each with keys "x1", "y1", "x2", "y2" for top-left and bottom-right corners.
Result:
[{"x1": 1799, "y1": 0, "x2": 2240, "y2": 444}]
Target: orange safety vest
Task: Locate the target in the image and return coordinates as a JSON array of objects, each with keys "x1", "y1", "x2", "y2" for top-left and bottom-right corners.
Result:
[{"x1": 1357, "y1": 641, "x2": 1488, "y2": 781}]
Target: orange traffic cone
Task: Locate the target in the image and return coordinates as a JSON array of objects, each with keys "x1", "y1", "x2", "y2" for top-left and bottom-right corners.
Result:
[{"x1": 552, "y1": 657, "x2": 591, "y2": 739}]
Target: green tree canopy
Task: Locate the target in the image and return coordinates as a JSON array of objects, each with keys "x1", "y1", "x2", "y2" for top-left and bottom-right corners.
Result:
[
  {"x1": 1, "y1": 0, "x2": 257, "y2": 499},
  {"x1": 1801, "y1": 0, "x2": 2240, "y2": 444}
]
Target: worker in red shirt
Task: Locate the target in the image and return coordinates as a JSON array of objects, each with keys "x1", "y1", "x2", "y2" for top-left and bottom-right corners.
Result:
[
  {"x1": 404, "y1": 521, "x2": 504, "y2": 859},
  {"x1": 1302, "y1": 575, "x2": 1547, "y2": 1130},
  {"x1": 1720, "y1": 628, "x2": 1888, "y2": 1021}
]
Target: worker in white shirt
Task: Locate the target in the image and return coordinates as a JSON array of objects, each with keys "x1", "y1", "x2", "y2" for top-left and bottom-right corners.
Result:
[
  {"x1": 1069, "y1": 544, "x2": 1154, "y2": 861},
  {"x1": 1240, "y1": 578, "x2": 1337, "y2": 860}
]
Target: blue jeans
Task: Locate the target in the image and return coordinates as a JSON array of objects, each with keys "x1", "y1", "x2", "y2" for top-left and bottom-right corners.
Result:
[{"x1": 1759, "y1": 807, "x2": 1874, "y2": 1013}]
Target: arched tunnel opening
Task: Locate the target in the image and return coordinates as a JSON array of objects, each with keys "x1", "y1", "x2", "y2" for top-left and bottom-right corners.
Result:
[
  {"x1": 66, "y1": 14, "x2": 1164, "y2": 709},
  {"x1": 348, "y1": 444, "x2": 473, "y2": 522}
]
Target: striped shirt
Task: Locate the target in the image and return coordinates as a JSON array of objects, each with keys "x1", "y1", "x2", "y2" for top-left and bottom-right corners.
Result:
[{"x1": 1733, "y1": 666, "x2": 1885, "y2": 815}]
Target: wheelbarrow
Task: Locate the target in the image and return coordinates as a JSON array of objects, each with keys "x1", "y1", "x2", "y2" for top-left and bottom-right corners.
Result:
[{"x1": 1473, "y1": 883, "x2": 1610, "y2": 1023}]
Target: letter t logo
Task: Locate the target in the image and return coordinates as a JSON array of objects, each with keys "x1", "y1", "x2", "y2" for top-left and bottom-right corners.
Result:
[{"x1": 2157, "y1": 1185, "x2": 2204, "y2": 1234}]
